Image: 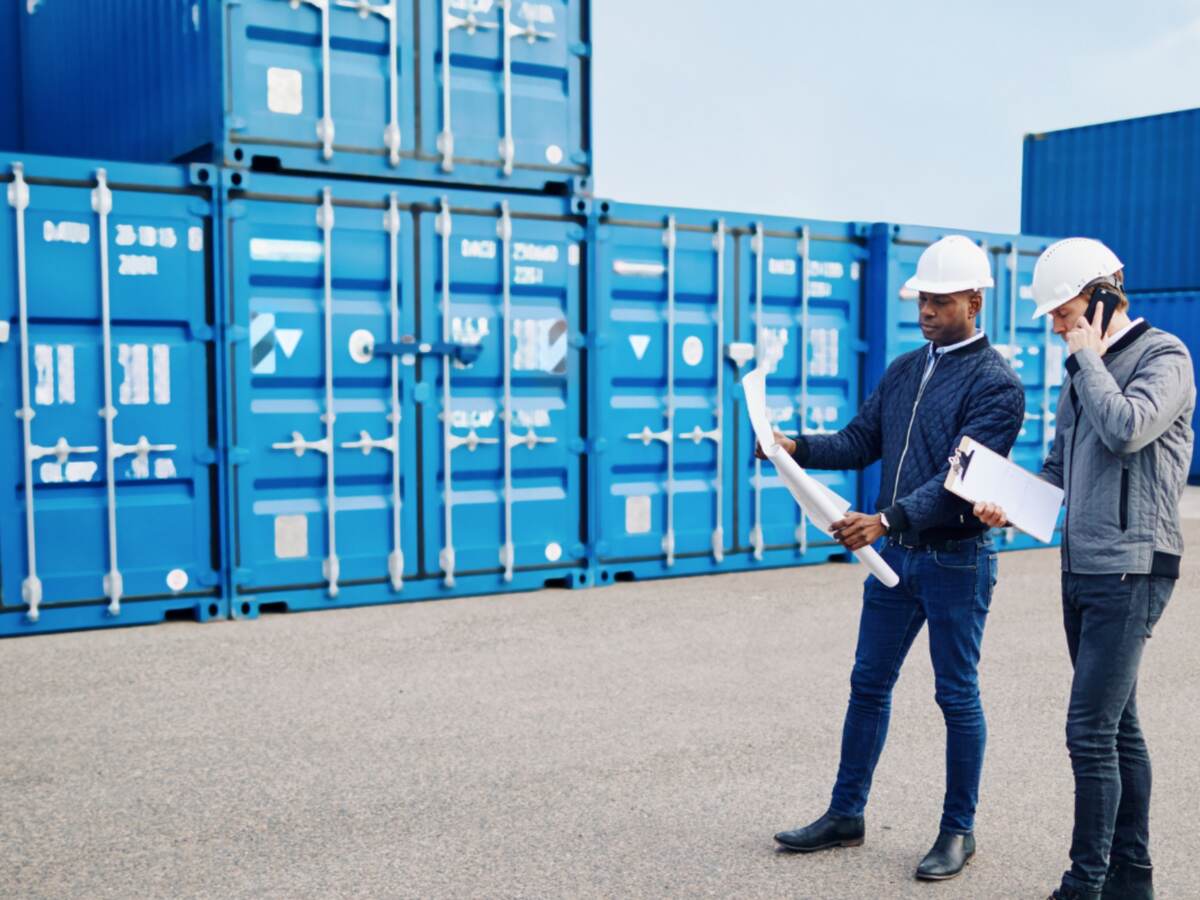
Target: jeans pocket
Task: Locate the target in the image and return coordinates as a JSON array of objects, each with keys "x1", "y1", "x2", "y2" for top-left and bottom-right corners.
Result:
[
  {"x1": 933, "y1": 548, "x2": 977, "y2": 571},
  {"x1": 1146, "y1": 577, "x2": 1174, "y2": 637}
]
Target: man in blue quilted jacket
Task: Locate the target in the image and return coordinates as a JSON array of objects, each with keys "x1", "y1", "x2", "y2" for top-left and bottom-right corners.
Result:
[{"x1": 763, "y1": 235, "x2": 1025, "y2": 882}]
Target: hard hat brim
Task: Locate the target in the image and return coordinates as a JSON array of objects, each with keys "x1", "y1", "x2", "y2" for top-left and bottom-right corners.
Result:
[{"x1": 903, "y1": 275, "x2": 995, "y2": 294}]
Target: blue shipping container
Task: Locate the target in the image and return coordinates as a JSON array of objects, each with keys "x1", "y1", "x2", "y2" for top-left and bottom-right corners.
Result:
[
  {"x1": 1125, "y1": 290, "x2": 1200, "y2": 481},
  {"x1": 0, "y1": 0, "x2": 21, "y2": 152},
  {"x1": 18, "y1": 0, "x2": 590, "y2": 192},
  {"x1": 222, "y1": 171, "x2": 591, "y2": 618},
  {"x1": 1, "y1": 154, "x2": 226, "y2": 637},
  {"x1": 865, "y1": 223, "x2": 1063, "y2": 553},
  {"x1": 1022, "y1": 108, "x2": 1200, "y2": 294},
  {"x1": 588, "y1": 201, "x2": 866, "y2": 583}
]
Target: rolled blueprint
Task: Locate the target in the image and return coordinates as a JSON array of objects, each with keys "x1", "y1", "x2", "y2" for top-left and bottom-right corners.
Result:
[{"x1": 742, "y1": 366, "x2": 900, "y2": 588}]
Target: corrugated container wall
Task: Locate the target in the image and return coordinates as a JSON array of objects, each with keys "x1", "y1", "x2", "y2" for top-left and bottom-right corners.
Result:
[
  {"x1": 0, "y1": 0, "x2": 22, "y2": 151},
  {"x1": 864, "y1": 223, "x2": 1064, "y2": 553},
  {"x1": 222, "y1": 172, "x2": 591, "y2": 618},
  {"x1": 587, "y1": 201, "x2": 866, "y2": 583},
  {"x1": 1022, "y1": 109, "x2": 1200, "y2": 293},
  {"x1": 18, "y1": 0, "x2": 591, "y2": 192},
  {"x1": 1125, "y1": 290, "x2": 1200, "y2": 481},
  {"x1": 1, "y1": 155, "x2": 226, "y2": 636}
]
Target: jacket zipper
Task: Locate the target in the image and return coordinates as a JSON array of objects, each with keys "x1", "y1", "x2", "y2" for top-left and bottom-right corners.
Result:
[
  {"x1": 891, "y1": 354, "x2": 941, "y2": 506},
  {"x1": 1119, "y1": 466, "x2": 1129, "y2": 531},
  {"x1": 1063, "y1": 388, "x2": 1080, "y2": 571}
]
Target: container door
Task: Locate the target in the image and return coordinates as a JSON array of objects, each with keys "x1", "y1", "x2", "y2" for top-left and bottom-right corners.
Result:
[
  {"x1": 227, "y1": 0, "x2": 415, "y2": 168},
  {"x1": 415, "y1": 199, "x2": 585, "y2": 586},
  {"x1": 737, "y1": 224, "x2": 863, "y2": 559},
  {"x1": 228, "y1": 188, "x2": 418, "y2": 602},
  {"x1": 423, "y1": 0, "x2": 583, "y2": 179},
  {"x1": 592, "y1": 216, "x2": 733, "y2": 568},
  {"x1": 0, "y1": 166, "x2": 218, "y2": 623}
]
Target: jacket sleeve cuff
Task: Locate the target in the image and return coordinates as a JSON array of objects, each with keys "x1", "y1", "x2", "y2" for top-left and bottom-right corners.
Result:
[
  {"x1": 880, "y1": 503, "x2": 909, "y2": 535},
  {"x1": 1066, "y1": 347, "x2": 1104, "y2": 378},
  {"x1": 790, "y1": 436, "x2": 811, "y2": 466}
]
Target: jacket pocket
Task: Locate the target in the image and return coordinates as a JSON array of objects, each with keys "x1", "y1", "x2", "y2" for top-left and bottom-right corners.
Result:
[{"x1": 1119, "y1": 466, "x2": 1129, "y2": 531}]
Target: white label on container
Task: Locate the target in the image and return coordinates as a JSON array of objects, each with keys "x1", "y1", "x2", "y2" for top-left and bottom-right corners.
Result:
[
  {"x1": 152, "y1": 344, "x2": 171, "y2": 405},
  {"x1": 461, "y1": 238, "x2": 496, "y2": 259},
  {"x1": 34, "y1": 344, "x2": 54, "y2": 405},
  {"x1": 810, "y1": 328, "x2": 840, "y2": 377},
  {"x1": 514, "y1": 242, "x2": 559, "y2": 263},
  {"x1": 768, "y1": 258, "x2": 797, "y2": 277},
  {"x1": 44, "y1": 220, "x2": 90, "y2": 245},
  {"x1": 810, "y1": 260, "x2": 844, "y2": 279},
  {"x1": 809, "y1": 281, "x2": 833, "y2": 298},
  {"x1": 0, "y1": 321, "x2": 9, "y2": 343},
  {"x1": 544, "y1": 541, "x2": 563, "y2": 562},
  {"x1": 118, "y1": 254, "x2": 158, "y2": 276},
  {"x1": 450, "y1": 409, "x2": 496, "y2": 429},
  {"x1": 520, "y1": 1, "x2": 555, "y2": 24},
  {"x1": 514, "y1": 265, "x2": 544, "y2": 285},
  {"x1": 118, "y1": 343, "x2": 151, "y2": 405},
  {"x1": 513, "y1": 317, "x2": 567, "y2": 373},
  {"x1": 116, "y1": 224, "x2": 137, "y2": 246},
  {"x1": 188, "y1": 227, "x2": 204, "y2": 252},
  {"x1": 39, "y1": 463, "x2": 62, "y2": 484},
  {"x1": 138, "y1": 226, "x2": 158, "y2": 248},
  {"x1": 451, "y1": 316, "x2": 490, "y2": 353},
  {"x1": 567, "y1": 244, "x2": 580, "y2": 267},
  {"x1": 167, "y1": 568, "x2": 189, "y2": 592},
  {"x1": 514, "y1": 408, "x2": 550, "y2": 428},
  {"x1": 850, "y1": 261, "x2": 861, "y2": 281},
  {"x1": 66, "y1": 461, "x2": 97, "y2": 482},
  {"x1": 613, "y1": 260, "x2": 665, "y2": 278},
  {"x1": 451, "y1": 0, "x2": 495, "y2": 11},
  {"x1": 1019, "y1": 285, "x2": 1034, "y2": 300},
  {"x1": 158, "y1": 227, "x2": 178, "y2": 249},
  {"x1": 249, "y1": 238, "x2": 322, "y2": 263},
  {"x1": 545, "y1": 144, "x2": 564, "y2": 165},
  {"x1": 154, "y1": 458, "x2": 177, "y2": 479},
  {"x1": 267, "y1": 67, "x2": 304, "y2": 116},
  {"x1": 681, "y1": 335, "x2": 704, "y2": 367},
  {"x1": 625, "y1": 495, "x2": 651, "y2": 535},
  {"x1": 274, "y1": 514, "x2": 309, "y2": 559},
  {"x1": 56, "y1": 345, "x2": 75, "y2": 404},
  {"x1": 1047, "y1": 344, "x2": 1066, "y2": 387},
  {"x1": 899, "y1": 287, "x2": 919, "y2": 301}
]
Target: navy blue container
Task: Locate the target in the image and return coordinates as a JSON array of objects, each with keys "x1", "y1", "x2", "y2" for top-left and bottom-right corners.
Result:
[
  {"x1": 865, "y1": 222, "x2": 1063, "y2": 553},
  {"x1": 1, "y1": 154, "x2": 226, "y2": 636},
  {"x1": 587, "y1": 200, "x2": 867, "y2": 584},
  {"x1": 222, "y1": 171, "x2": 591, "y2": 618},
  {"x1": 1022, "y1": 109, "x2": 1200, "y2": 294},
  {"x1": 0, "y1": 0, "x2": 21, "y2": 151},
  {"x1": 1125, "y1": 290, "x2": 1200, "y2": 481},
  {"x1": 19, "y1": 0, "x2": 590, "y2": 192}
]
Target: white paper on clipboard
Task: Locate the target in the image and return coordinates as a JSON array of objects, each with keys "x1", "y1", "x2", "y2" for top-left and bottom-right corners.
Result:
[{"x1": 944, "y1": 435, "x2": 1064, "y2": 543}]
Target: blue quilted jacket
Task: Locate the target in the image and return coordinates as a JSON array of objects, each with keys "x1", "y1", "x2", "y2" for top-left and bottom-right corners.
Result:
[{"x1": 792, "y1": 335, "x2": 1025, "y2": 544}]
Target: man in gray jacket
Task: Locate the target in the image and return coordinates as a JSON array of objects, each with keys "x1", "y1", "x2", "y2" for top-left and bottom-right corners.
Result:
[{"x1": 975, "y1": 238, "x2": 1195, "y2": 900}]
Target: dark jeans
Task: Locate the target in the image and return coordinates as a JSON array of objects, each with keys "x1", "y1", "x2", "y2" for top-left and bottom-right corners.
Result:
[
  {"x1": 829, "y1": 539, "x2": 997, "y2": 834},
  {"x1": 1060, "y1": 573, "x2": 1174, "y2": 894}
]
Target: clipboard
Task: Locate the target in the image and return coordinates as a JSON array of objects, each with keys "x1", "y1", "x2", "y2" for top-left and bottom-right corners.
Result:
[{"x1": 944, "y1": 435, "x2": 1064, "y2": 544}]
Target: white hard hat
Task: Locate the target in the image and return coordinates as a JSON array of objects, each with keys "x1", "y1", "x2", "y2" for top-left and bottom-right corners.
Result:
[
  {"x1": 904, "y1": 235, "x2": 995, "y2": 294},
  {"x1": 1030, "y1": 238, "x2": 1123, "y2": 319}
]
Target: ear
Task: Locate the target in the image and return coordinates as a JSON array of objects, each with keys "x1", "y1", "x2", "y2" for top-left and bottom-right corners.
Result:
[{"x1": 969, "y1": 291, "x2": 983, "y2": 318}]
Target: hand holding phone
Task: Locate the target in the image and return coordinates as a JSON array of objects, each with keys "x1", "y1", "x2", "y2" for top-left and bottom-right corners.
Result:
[{"x1": 1067, "y1": 285, "x2": 1121, "y2": 357}]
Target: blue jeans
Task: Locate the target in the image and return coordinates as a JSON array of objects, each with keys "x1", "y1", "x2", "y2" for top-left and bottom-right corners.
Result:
[
  {"x1": 1060, "y1": 573, "x2": 1174, "y2": 895},
  {"x1": 829, "y1": 539, "x2": 997, "y2": 834}
]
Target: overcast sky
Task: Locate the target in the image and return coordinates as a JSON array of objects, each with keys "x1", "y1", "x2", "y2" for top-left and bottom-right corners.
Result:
[{"x1": 592, "y1": 1, "x2": 1200, "y2": 233}]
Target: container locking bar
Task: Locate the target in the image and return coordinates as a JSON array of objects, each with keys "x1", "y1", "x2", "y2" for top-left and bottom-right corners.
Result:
[
  {"x1": 439, "y1": 0, "x2": 499, "y2": 172},
  {"x1": 749, "y1": 222, "x2": 766, "y2": 562},
  {"x1": 8, "y1": 163, "x2": 43, "y2": 620},
  {"x1": 281, "y1": 0, "x2": 336, "y2": 161},
  {"x1": 383, "y1": 194, "x2": 403, "y2": 589},
  {"x1": 499, "y1": 1, "x2": 554, "y2": 176},
  {"x1": 663, "y1": 215, "x2": 677, "y2": 566},
  {"x1": 336, "y1": 0, "x2": 402, "y2": 165},
  {"x1": 436, "y1": 197, "x2": 457, "y2": 586},
  {"x1": 318, "y1": 188, "x2": 339, "y2": 596},
  {"x1": 367, "y1": 335, "x2": 482, "y2": 367},
  {"x1": 94, "y1": 169, "x2": 123, "y2": 614},
  {"x1": 796, "y1": 226, "x2": 811, "y2": 553},
  {"x1": 499, "y1": 201, "x2": 515, "y2": 580}
]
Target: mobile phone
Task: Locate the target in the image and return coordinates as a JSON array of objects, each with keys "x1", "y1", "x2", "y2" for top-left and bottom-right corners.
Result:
[{"x1": 1083, "y1": 286, "x2": 1121, "y2": 334}]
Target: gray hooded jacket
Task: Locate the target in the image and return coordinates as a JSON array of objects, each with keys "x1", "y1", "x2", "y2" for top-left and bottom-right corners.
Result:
[{"x1": 1042, "y1": 321, "x2": 1195, "y2": 576}]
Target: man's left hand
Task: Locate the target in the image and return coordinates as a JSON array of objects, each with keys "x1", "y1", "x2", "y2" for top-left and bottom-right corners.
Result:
[
  {"x1": 1066, "y1": 300, "x2": 1109, "y2": 357},
  {"x1": 830, "y1": 512, "x2": 887, "y2": 551}
]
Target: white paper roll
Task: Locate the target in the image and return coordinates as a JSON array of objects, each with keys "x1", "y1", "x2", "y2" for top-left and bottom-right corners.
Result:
[{"x1": 742, "y1": 368, "x2": 900, "y2": 588}]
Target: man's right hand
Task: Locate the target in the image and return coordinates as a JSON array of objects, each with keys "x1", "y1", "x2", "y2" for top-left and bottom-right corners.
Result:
[
  {"x1": 973, "y1": 501, "x2": 1008, "y2": 528},
  {"x1": 755, "y1": 430, "x2": 797, "y2": 460}
]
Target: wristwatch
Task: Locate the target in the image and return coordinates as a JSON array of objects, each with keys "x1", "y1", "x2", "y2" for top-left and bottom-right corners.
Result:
[{"x1": 879, "y1": 512, "x2": 890, "y2": 532}]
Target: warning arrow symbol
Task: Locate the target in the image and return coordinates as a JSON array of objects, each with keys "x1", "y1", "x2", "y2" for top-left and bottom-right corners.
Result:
[{"x1": 276, "y1": 329, "x2": 303, "y2": 359}]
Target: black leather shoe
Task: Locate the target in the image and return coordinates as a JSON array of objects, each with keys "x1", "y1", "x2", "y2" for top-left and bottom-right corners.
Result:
[
  {"x1": 774, "y1": 811, "x2": 865, "y2": 852},
  {"x1": 1102, "y1": 861, "x2": 1154, "y2": 900},
  {"x1": 914, "y1": 831, "x2": 975, "y2": 880},
  {"x1": 1049, "y1": 885, "x2": 1103, "y2": 900}
]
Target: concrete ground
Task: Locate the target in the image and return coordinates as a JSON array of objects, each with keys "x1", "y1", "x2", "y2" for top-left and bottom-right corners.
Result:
[{"x1": 3, "y1": 500, "x2": 1199, "y2": 899}]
